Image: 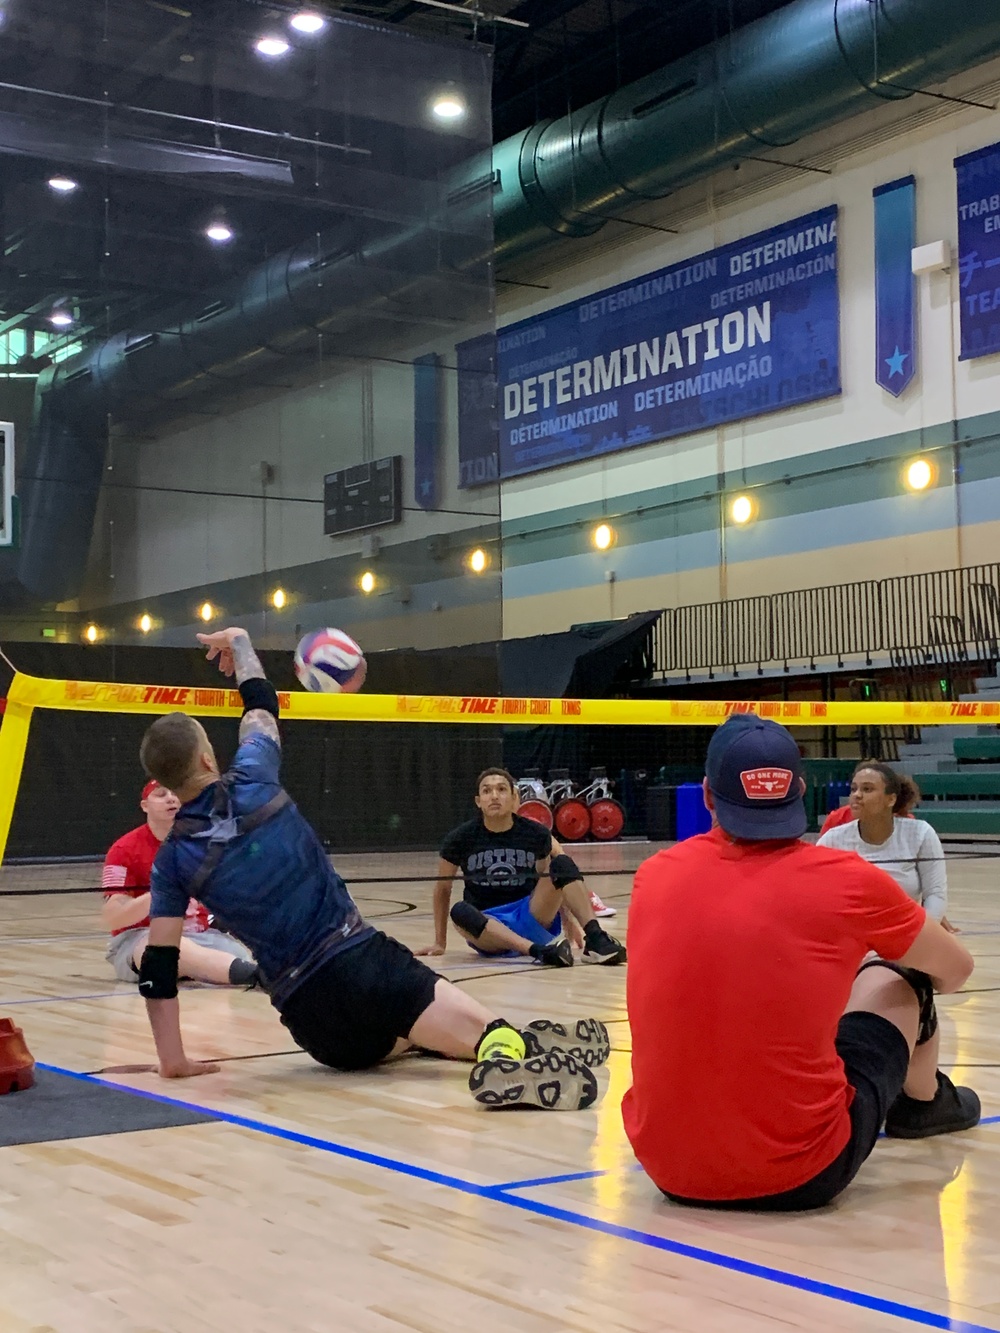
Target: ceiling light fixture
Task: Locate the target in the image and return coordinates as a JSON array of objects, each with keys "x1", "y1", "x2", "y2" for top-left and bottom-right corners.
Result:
[
  {"x1": 84, "y1": 624, "x2": 99, "y2": 644},
  {"x1": 359, "y1": 571, "x2": 376, "y2": 594},
  {"x1": 271, "y1": 588, "x2": 287, "y2": 610},
  {"x1": 592, "y1": 522, "x2": 614, "y2": 551},
  {"x1": 205, "y1": 221, "x2": 234, "y2": 243},
  {"x1": 431, "y1": 89, "x2": 466, "y2": 122},
  {"x1": 49, "y1": 310, "x2": 74, "y2": 327},
  {"x1": 139, "y1": 613, "x2": 152, "y2": 634},
  {"x1": 199, "y1": 601, "x2": 215, "y2": 622},
  {"x1": 468, "y1": 547, "x2": 488, "y2": 574},
  {"x1": 290, "y1": 11, "x2": 326, "y2": 33},
  {"x1": 255, "y1": 34, "x2": 291, "y2": 57},
  {"x1": 48, "y1": 176, "x2": 79, "y2": 194}
]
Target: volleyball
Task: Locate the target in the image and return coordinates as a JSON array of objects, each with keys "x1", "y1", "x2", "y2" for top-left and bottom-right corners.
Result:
[{"x1": 293, "y1": 628, "x2": 367, "y2": 694}]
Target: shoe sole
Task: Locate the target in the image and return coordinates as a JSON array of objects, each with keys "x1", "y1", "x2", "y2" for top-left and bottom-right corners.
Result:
[
  {"x1": 521, "y1": 1018, "x2": 610, "y2": 1068},
  {"x1": 885, "y1": 1111, "x2": 982, "y2": 1139},
  {"x1": 581, "y1": 948, "x2": 626, "y2": 966},
  {"x1": 469, "y1": 1050, "x2": 598, "y2": 1110},
  {"x1": 592, "y1": 908, "x2": 617, "y2": 918}
]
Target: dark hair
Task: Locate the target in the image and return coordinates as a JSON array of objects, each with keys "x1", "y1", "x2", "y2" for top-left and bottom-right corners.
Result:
[
  {"x1": 140, "y1": 713, "x2": 204, "y2": 793},
  {"x1": 852, "y1": 760, "x2": 921, "y2": 816},
  {"x1": 476, "y1": 766, "x2": 516, "y2": 794}
]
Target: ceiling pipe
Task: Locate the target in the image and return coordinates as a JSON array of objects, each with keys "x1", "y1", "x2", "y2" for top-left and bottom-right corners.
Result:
[{"x1": 13, "y1": 0, "x2": 1000, "y2": 602}]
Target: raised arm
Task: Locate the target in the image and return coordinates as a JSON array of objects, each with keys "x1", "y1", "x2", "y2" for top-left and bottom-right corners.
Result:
[{"x1": 197, "y1": 627, "x2": 280, "y2": 747}]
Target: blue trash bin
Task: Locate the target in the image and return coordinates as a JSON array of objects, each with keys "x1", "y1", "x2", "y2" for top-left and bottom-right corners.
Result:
[{"x1": 676, "y1": 783, "x2": 712, "y2": 841}]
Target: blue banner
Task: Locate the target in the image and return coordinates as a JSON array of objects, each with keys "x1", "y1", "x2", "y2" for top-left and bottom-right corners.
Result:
[
  {"x1": 458, "y1": 207, "x2": 840, "y2": 486},
  {"x1": 956, "y1": 142, "x2": 1000, "y2": 361},
  {"x1": 873, "y1": 177, "x2": 917, "y2": 397},
  {"x1": 413, "y1": 353, "x2": 441, "y2": 510}
]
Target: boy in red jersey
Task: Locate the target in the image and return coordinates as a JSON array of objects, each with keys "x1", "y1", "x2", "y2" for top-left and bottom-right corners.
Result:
[
  {"x1": 624, "y1": 716, "x2": 979, "y2": 1212},
  {"x1": 102, "y1": 780, "x2": 258, "y2": 987}
]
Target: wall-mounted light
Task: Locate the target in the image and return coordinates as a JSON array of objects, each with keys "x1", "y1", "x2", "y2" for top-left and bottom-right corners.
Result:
[
  {"x1": 359, "y1": 571, "x2": 376, "y2": 594},
  {"x1": 468, "y1": 547, "x2": 488, "y2": 573},
  {"x1": 138, "y1": 613, "x2": 153, "y2": 634},
  {"x1": 271, "y1": 588, "x2": 287, "y2": 610},
  {"x1": 48, "y1": 176, "x2": 79, "y2": 194},
  {"x1": 199, "y1": 601, "x2": 215, "y2": 622},
  {"x1": 729, "y1": 494, "x2": 756, "y2": 525},
  {"x1": 905, "y1": 458, "x2": 934, "y2": 492},
  {"x1": 592, "y1": 522, "x2": 614, "y2": 551},
  {"x1": 204, "y1": 220, "x2": 234, "y2": 244},
  {"x1": 84, "y1": 624, "x2": 99, "y2": 644},
  {"x1": 49, "y1": 309, "x2": 74, "y2": 328}
]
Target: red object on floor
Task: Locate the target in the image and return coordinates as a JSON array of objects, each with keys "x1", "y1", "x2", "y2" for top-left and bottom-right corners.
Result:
[
  {"x1": 588, "y1": 798, "x2": 626, "y2": 841},
  {"x1": 519, "y1": 799, "x2": 554, "y2": 829},
  {"x1": 0, "y1": 1017, "x2": 35, "y2": 1093},
  {"x1": 554, "y1": 798, "x2": 591, "y2": 842}
]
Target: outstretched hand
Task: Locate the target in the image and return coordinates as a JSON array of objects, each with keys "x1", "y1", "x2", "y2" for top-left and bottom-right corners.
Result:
[{"x1": 197, "y1": 627, "x2": 248, "y2": 678}]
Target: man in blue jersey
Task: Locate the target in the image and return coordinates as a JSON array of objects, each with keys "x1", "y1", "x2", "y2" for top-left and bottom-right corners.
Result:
[{"x1": 136, "y1": 626, "x2": 609, "y2": 1111}]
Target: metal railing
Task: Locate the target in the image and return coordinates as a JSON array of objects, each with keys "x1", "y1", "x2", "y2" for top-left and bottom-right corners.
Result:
[{"x1": 653, "y1": 564, "x2": 1000, "y2": 679}]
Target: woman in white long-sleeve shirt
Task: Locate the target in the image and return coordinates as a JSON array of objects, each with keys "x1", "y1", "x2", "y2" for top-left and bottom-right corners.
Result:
[{"x1": 818, "y1": 760, "x2": 957, "y2": 931}]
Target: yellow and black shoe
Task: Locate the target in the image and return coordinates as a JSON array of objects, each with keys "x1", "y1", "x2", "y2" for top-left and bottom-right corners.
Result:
[
  {"x1": 520, "y1": 1017, "x2": 611, "y2": 1068},
  {"x1": 469, "y1": 1048, "x2": 598, "y2": 1110}
]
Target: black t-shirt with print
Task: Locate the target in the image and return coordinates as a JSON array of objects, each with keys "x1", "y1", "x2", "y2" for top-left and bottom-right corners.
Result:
[{"x1": 440, "y1": 814, "x2": 553, "y2": 912}]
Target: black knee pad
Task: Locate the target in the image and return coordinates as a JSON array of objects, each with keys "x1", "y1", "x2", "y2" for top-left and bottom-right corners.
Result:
[
  {"x1": 451, "y1": 900, "x2": 488, "y2": 939},
  {"x1": 550, "y1": 853, "x2": 582, "y2": 890},
  {"x1": 857, "y1": 959, "x2": 938, "y2": 1045}
]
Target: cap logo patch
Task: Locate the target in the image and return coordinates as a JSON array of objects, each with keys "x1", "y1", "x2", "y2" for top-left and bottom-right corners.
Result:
[{"x1": 740, "y1": 767, "x2": 793, "y2": 800}]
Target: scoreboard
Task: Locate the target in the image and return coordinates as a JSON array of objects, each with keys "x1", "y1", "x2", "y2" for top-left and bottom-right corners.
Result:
[{"x1": 323, "y1": 455, "x2": 402, "y2": 537}]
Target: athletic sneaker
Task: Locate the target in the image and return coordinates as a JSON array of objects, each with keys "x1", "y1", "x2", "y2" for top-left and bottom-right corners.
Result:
[
  {"x1": 884, "y1": 1071, "x2": 981, "y2": 1139},
  {"x1": 589, "y1": 890, "x2": 616, "y2": 918},
  {"x1": 520, "y1": 1017, "x2": 611, "y2": 1068},
  {"x1": 469, "y1": 1048, "x2": 598, "y2": 1110},
  {"x1": 532, "y1": 938, "x2": 574, "y2": 968},
  {"x1": 581, "y1": 924, "x2": 626, "y2": 965}
]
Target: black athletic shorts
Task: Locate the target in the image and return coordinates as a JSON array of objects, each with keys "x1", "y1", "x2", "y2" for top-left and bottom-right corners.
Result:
[
  {"x1": 665, "y1": 1011, "x2": 911, "y2": 1213},
  {"x1": 279, "y1": 931, "x2": 441, "y2": 1072}
]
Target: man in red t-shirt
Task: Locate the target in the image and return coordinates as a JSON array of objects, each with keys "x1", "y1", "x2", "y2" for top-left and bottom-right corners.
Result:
[
  {"x1": 623, "y1": 716, "x2": 979, "y2": 1211},
  {"x1": 102, "y1": 780, "x2": 258, "y2": 987}
]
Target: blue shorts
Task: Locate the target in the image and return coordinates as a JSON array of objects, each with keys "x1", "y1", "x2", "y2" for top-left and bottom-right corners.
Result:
[{"x1": 468, "y1": 896, "x2": 561, "y2": 956}]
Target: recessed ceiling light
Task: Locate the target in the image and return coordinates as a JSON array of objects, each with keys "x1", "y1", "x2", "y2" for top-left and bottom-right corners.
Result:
[
  {"x1": 432, "y1": 91, "x2": 466, "y2": 121},
  {"x1": 290, "y1": 11, "x2": 326, "y2": 34},
  {"x1": 205, "y1": 222, "x2": 234, "y2": 243},
  {"x1": 256, "y1": 34, "x2": 291, "y2": 57},
  {"x1": 49, "y1": 310, "x2": 74, "y2": 327},
  {"x1": 48, "y1": 176, "x2": 79, "y2": 194}
]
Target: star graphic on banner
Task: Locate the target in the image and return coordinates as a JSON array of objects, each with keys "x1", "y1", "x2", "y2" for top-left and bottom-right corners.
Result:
[
  {"x1": 885, "y1": 346, "x2": 910, "y2": 378},
  {"x1": 420, "y1": 478, "x2": 432, "y2": 499}
]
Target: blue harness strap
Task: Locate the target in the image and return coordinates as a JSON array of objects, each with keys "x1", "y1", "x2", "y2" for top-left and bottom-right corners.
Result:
[{"x1": 169, "y1": 778, "x2": 292, "y2": 898}]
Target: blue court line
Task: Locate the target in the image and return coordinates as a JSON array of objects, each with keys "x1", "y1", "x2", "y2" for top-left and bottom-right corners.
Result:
[
  {"x1": 495, "y1": 1165, "x2": 644, "y2": 1191},
  {"x1": 34, "y1": 1061, "x2": 1000, "y2": 1333}
]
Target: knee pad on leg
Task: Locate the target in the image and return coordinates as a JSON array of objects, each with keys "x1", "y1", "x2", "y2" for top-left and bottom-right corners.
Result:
[
  {"x1": 857, "y1": 959, "x2": 938, "y2": 1045},
  {"x1": 451, "y1": 901, "x2": 488, "y2": 939},
  {"x1": 550, "y1": 853, "x2": 582, "y2": 890}
]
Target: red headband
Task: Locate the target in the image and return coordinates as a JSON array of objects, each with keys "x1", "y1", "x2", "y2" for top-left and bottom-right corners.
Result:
[{"x1": 141, "y1": 780, "x2": 161, "y2": 802}]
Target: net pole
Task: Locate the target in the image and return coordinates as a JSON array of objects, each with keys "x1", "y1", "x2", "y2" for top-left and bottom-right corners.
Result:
[{"x1": 0, "y1": 687, "x2": 33, "y2": 864}]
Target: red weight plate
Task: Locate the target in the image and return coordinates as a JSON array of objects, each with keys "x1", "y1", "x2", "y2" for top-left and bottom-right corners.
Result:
[
  {"x1": 588, "y1": 798, "x2": 625, "y2": 841},
  {"x1": 518, "y1": 799, "x2": 554, "y2": 829},
  {"x1": 554, "y1": 798, "x2": 591, "y2": 842}
]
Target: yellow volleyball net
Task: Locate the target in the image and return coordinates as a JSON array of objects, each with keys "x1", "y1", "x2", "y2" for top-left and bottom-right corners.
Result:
[{"x1": 0, "y1": 668, "x2": 995, "y2": 867}]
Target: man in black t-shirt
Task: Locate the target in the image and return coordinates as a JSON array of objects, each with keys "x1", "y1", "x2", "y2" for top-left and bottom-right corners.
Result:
[{"x1": 417, "y1": 768, "x2": 626, "y2": 967}]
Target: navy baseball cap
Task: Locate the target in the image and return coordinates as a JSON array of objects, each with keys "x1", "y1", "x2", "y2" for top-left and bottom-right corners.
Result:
[{"x1": 705, "y1": 715, "x2": 806, "y2": 841}]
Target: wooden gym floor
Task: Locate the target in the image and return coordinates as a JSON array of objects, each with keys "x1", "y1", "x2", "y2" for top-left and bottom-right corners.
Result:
[{"x1": 2, "y1": 843, "x2": 1000, "y2": 1333}]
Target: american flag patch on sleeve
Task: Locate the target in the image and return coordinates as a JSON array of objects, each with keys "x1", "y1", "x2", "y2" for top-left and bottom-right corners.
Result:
[{"x1": 102, "y1": 864, "x2": 128, "y2": 890}]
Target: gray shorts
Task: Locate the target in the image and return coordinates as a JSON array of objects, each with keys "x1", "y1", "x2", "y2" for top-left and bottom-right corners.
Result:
[{"x1": 106, "y1": 928, "x2": 253, "y2": 983}]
